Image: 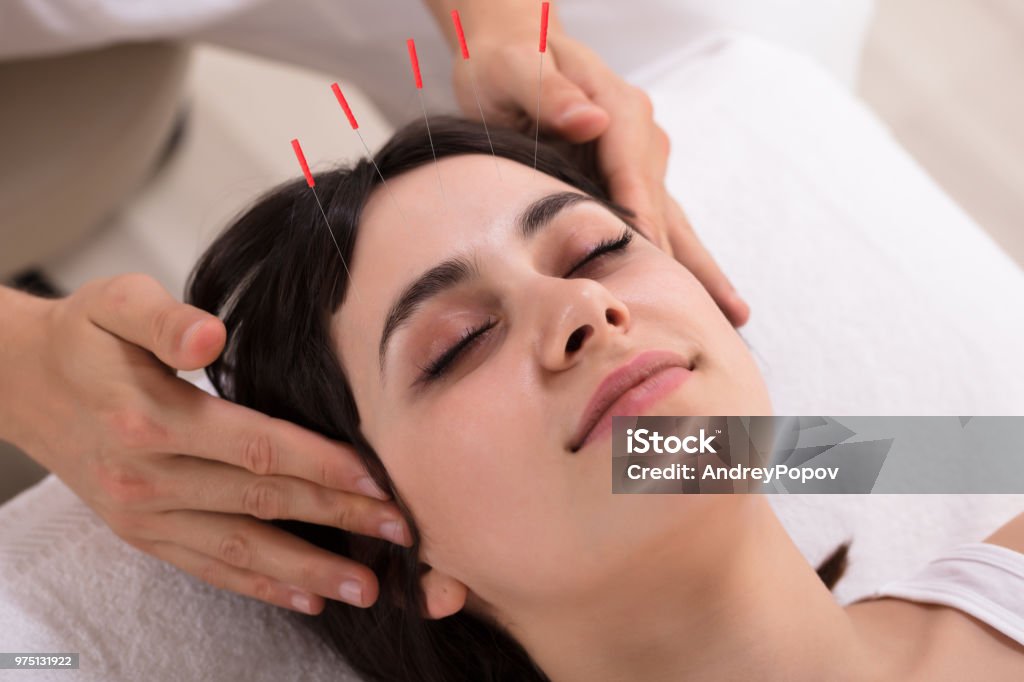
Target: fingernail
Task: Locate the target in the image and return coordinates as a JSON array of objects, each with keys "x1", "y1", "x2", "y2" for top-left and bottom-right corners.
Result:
[
  {"x1": 557, "y1": 102, "x2": 598, "y2": 126},
  {"x1": 380, "y1": 519, "x2": 407, "y2": 545},
  {"x1": 339, "y1": 580, "x2": 364, "y2": 606},
  {"x1": 180, "y1": 319, "x2": 205, "y2": 353},
  {"x1": 291, "y1": 592, "x2": 314, "y2": 614},
  {"x1": 356, "y1": 476, "x2": 389, "y2": 500}
]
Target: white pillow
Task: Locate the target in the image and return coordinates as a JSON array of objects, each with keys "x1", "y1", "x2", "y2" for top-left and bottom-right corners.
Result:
[{"x1": 2, "y1": 33, "x2": 1022, "y2": 680}]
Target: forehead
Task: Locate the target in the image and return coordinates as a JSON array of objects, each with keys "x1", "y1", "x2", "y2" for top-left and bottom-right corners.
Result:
[
  {"x1": 361, "y1": 153, "x2": 574, "y2": 255},
  {"x1": 346, "y1": 154, "x2": 576, "y2": 310}
]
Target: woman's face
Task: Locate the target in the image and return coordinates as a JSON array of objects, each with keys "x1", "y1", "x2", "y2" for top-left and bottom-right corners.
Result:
[{"x1": 334, "y1": 153, "x2": 771, "y2": 611}]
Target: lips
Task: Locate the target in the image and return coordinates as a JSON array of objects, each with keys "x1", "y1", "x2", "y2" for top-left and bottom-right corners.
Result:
[{"x1": 570, "y1": 349, "x2": 693, "y2": 452}]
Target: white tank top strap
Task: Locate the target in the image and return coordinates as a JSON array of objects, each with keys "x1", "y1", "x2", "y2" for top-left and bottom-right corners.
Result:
[{"x1": 863, "y1": 542, "x2": 1024, "y2": 647}]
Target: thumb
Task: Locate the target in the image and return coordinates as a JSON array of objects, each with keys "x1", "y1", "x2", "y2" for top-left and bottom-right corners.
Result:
[
  {"x1": 176, "y1": 314, "x2": 227, "y2": 371},
  {"x1": 87, "y1": 273, "x2": 227, "y2": 371},
  {"x1": 538, "y1": 69, "x2": 609, "y2": 142}
]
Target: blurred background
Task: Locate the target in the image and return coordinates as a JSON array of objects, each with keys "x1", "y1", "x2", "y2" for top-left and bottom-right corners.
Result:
[
  {"x1": 2, "y1": 0, "x2": 1022, "y2": 504},
  {"x1": 860, "y1": 0, "x2": 1023, "y2": 267}
]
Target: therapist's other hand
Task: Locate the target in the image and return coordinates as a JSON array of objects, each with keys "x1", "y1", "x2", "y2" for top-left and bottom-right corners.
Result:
[
  {"x1": 448, "y1": 8, "x2": 749, "y2": 327},
  {"x1": 2, "y1": 276, "x2": 409, "y2": 614}
]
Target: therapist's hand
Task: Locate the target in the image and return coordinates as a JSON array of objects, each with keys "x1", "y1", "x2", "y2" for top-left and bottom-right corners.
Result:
[
  {"x1": 433, "y1": 1, "x2": 749, "y2": 327},
  {"x1": 0, "y1": 278, "x2": 409, "y2": 615}
]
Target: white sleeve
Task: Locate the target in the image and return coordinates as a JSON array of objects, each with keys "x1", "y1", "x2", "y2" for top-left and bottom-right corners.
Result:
[{"x1": 0, "y1": 0, "x2": 266, "y2": 60}]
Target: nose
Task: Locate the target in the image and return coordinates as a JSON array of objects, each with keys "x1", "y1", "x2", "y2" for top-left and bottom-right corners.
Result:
[{"x1": 535, "y1": 278, "x2": 631, "y2": 371}]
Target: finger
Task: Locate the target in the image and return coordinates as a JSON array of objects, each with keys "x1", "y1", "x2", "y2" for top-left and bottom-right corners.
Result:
[
  {"x1": 145, "y1": 539, "x2": 325, "y2": 614},
  {"x1": 165, "y1": 383, "x2": 392, "y2": 501},
  {"x1": 153, "y1": 510, "x2": 380, "y2": 608},
  {"x1": 159, "y1": 456, "x2": 409, "y2": 545},
  {"x1": 485, "y1": 46, "x2": 609, "y2": 142},
  {"x1": 85, "y1": 273, "x2": 226, "y2": 371},
  {"x1": 535, "y1": 66, "x2": 610, "y2": 142},
  {"x1": 584, "y1": 85, "x2": 668, "y2": 249},
  {"x1": 550, "y1": 43, "x2": 671, "y2": 246},
  {"x1": 605, "y1": 161, "x2": 664, "y2": 249},
  {"x1": 664, "y1": 198, "x2": 750, "y2": 327}
]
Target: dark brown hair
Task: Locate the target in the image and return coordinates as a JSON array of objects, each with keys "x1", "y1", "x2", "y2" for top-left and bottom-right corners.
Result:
[{"x1": 186, "y1": 116, "x2": 847, "y2": 681}]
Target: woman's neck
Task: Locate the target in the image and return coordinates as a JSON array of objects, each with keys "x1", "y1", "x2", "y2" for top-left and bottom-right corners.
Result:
[{"x1": 507, "y1": 497, "x2": 908, "y2": 682}]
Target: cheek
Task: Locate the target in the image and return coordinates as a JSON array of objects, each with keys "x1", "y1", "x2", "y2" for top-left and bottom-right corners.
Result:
[
  {"x1": 638, "y1": 260, "x2": 770, "y2": 412},
  {"x1": 375, "y1": 375, "x2": 577, "y2": 590},
  {"x1": 642, "y1": 259, "x2": 713, "y2": 314},
  {"x1": 628, "y1": 260, "x2": 728, "y2": 354}
]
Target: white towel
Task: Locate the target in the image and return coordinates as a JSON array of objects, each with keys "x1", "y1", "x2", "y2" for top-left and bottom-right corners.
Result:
[
  {"x1": 630, "y1": 33, "x2": 1024, "y2": 606},
  {"x1": 2, "y1": 33, "x2": 1022, "y2": 681}
]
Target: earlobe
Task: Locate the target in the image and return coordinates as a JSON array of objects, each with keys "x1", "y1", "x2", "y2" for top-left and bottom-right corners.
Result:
[{"x1": 419, "y1": 564, "x2": 468, "y2": 619}]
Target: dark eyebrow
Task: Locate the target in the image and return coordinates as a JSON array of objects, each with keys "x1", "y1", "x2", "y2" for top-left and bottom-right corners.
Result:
[
  {"x1": 518, "y1": 191, "x2": 594, "y2": 239},
  {"x1": 377, "y1": 191, "x2": 597, "y2": 377}
]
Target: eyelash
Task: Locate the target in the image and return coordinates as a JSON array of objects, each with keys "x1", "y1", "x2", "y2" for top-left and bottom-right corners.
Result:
[{"x1": 415, "y1": 228, "x2": 635, "y2": 384}]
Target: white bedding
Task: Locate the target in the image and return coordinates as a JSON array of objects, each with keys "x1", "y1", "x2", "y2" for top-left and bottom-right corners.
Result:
[{"x1": 2, "y1": 33, "x2": 1023, "y2": 681}]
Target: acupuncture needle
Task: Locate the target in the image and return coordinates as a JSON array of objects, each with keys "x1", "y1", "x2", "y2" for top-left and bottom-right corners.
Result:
[
  {"x1": 406, "y1": 38, "x2": 448, "y2": 209},
  {"x1": 290, "y1": 137, "x2": 364, "y2": 306},
  {"x1": 450, "y1": 9, "x2": 502, "y2": 179},
  {"x1": 533, "y1": 1, "x2": 550, "y2": 173},
  {"x1": 330, "y1": 82, "x2": 411, "y2": 229}
]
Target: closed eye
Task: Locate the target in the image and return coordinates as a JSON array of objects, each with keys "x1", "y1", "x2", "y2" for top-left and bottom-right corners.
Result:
[
  {"x1": 564, "y1": 228, "x2": 633, "y2": 278},
  {"x1": 414, "y1": 227, "x2": 635, "y2": 386}
]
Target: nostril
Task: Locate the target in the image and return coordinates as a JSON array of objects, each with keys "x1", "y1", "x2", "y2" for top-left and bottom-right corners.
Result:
[{"x1": 566, "y1": 325, "x2": 592, "y2": 353}]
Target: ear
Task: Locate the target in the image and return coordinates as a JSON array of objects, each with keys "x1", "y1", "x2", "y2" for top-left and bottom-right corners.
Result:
[{"x1": 418, "y1": 564, "x2": 469, "y2": 619}]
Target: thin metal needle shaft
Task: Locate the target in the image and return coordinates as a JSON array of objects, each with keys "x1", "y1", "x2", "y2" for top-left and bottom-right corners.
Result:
[
  {"x1": 532, "y1": 50, "x2": 545, "y2": 173},
  {"x1": 467, "y1": 61, "x2": 502, "y2": 180},
  {"x1": 354, "y1": 129, "x2": 411, "y2": 230},
  {"x1": 311, "y1": 189, "x2": 363, "y2": 306},
  {"x1": 417, "y1": 89, "x2": 448, "y2": 209}
]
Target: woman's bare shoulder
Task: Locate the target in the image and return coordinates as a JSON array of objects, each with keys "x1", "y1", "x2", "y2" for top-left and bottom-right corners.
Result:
[{"x1": 983, "y1": 511, "x2": 1024, "y2": 553}]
